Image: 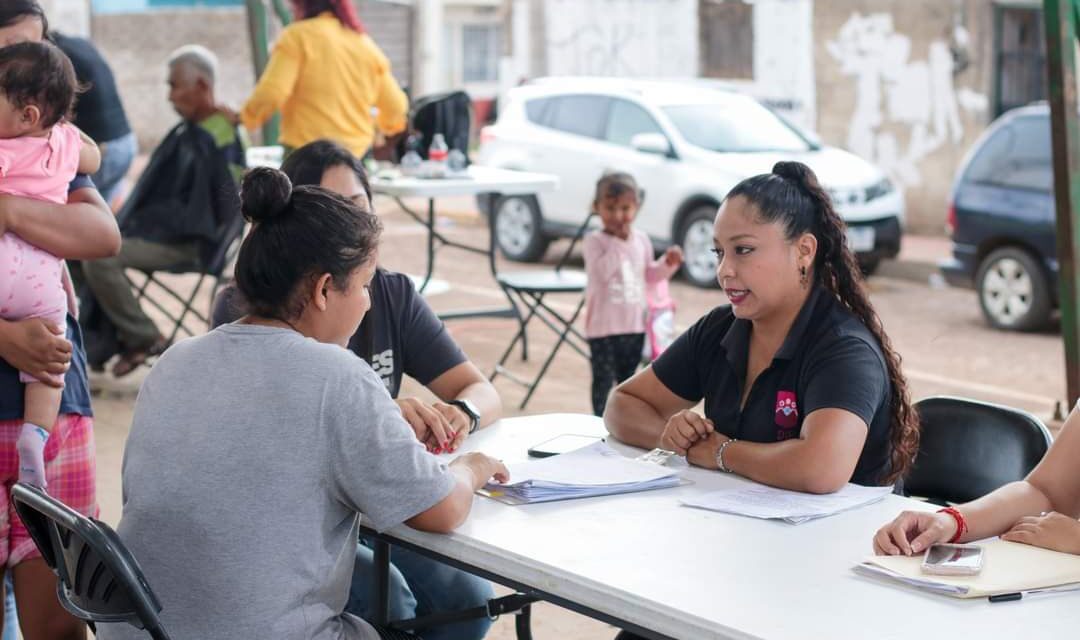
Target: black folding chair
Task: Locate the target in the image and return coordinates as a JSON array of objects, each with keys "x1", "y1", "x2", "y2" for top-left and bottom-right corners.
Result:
[
  {"x1": 489, "y1": 208, "x2": 594, "y2": 409},
  {"x1": 11, "y1": 484, "x2": 422, "y2": 640},
  {"x1": 124, "y1": 214, "x2": 246, "y2": 344},
  {"x1": 397, "y1": 90, "x2": 473, "y2": 162},
  {"x1": 10, "y1": 483, "x2": 172, "y2": 639},
  {"x1": 904, "y1": 396, "x2": 1053, "y2": 505}
]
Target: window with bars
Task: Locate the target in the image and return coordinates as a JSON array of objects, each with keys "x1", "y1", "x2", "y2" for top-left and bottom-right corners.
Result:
[
  {"x1": 995, "y1": 6, "x2": 1047, "y2": 116},
  {"x1": 462, "y1": 23, "x2": 502, "y2": 84}
]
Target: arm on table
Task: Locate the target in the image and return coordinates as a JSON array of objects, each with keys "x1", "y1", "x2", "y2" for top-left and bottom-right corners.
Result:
[
  {"x1": 689, "y1": 409, "x2": 868, "y2": 494},
  {"x1": 605, "y1": 367, "x2": 696, "y2": 449},
  {"x1": 406, "y1": 453, "x2": 509, "y2": 533},
  {"x1": 875, "y1": 403, "x2": 1080, "y2": 555}
]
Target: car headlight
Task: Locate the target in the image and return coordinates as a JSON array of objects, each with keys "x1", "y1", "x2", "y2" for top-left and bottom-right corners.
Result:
[{"x1": 864, "y1": 177, "x2": 895, "y2": 202}]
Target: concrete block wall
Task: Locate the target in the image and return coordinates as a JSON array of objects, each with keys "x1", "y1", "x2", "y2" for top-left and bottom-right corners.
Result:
[
  {"x1": 91, "y1": 8, "x2": 256, "y2": 150},
  {"x1": 91, "y1": 1, "x2": 413, "y2": 150},
  {"x1": 813, "y1": 0, "x2": 996, "y2": 234}
]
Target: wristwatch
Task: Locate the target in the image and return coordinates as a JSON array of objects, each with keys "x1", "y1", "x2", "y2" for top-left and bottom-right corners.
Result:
[{"x1": 449, "y1": 398, "x2": 481, "y2": 434}]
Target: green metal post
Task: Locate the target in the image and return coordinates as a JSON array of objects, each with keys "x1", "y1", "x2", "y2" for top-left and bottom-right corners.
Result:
[
  {"x1": 244, "y1": 0, "x2": 289, "y2": 145},
  {"x1": 1044, "y1": 0, "x2": 1080, "y2": 406}
]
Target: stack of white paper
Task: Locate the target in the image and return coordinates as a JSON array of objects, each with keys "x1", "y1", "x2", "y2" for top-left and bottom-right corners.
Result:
[
  {"x1": 680, "y1": 483, "x2": 893, "y2": 524},
  {"x1": 853, "y1": 564, "x2": 970, "y2": 595},
  {"x1": 482, "y1": 441, "x2": 680, "y2": 505}
]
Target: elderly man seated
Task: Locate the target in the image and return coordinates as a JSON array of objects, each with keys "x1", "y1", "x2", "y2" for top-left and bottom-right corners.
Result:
[{"x1": 81, "y1": 44, "x2": 245, "y2": 376}]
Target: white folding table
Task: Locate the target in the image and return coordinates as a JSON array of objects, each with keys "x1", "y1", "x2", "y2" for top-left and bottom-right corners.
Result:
[
  {"x1": 369, "y1": 166, "x2": 558, "y2": 321},
  {"x1": 360, "y1": 414, "x2": 1080, "y2": 640}
]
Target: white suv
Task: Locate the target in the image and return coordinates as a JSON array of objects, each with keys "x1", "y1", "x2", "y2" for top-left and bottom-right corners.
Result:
[{"x1": 476, "y1": 78, "x2": 904, "y2": 287}]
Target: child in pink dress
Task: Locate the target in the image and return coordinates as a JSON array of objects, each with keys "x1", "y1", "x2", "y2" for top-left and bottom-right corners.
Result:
[
  {"x1": 583, "y1": 172, "x2": 682, "y2": 416},
  {"x1": 0, "y1": 41, "x2": 99, "y2": 488}
]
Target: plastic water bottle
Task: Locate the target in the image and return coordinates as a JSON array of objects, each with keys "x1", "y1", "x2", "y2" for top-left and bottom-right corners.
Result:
[
  {"x1": 447, "y1": 148, "x2": 467, "y2": 175},
  {"x1": 400, "y1": 134, "x2": 422, "y2": 176},
  {"x1": 429, "y1": 133, "x2": 449, "y2": 178}
]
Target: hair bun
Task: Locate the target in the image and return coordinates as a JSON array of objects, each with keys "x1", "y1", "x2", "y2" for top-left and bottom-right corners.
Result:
[
  {"x1": 772, "y1": 161, "x2": 814, "y2": 184},
  {"x1": 241, "y1": 167, "x2": 293, "y2": 223}
]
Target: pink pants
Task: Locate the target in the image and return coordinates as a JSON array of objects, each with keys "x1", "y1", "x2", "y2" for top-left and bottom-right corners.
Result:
[
  {"x1": 0, "y1": 232, "x2": 67, "y2": 385},
  {"x1": 0, "y1": 415, "x2": 97, "y2": 567}
]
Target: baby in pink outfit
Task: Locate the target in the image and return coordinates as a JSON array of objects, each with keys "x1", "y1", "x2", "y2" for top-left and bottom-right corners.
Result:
[
  {"x1": 583, "y1": 172, "x2": 682, "y2": 416},
  {"x1": 0, "y1": 41, "x2": 100, "y2": 488}
]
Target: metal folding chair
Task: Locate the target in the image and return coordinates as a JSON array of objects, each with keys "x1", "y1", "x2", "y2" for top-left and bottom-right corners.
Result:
[
  {"x1": 489, "y1": 208, "x2": 594, "y2": 409},
  {"x1": 11, "y1": 484, "x2": 421, "y2": 640},
  {"x1": 11, "y1": 483, "x2": 172, "y2": 639},
  {"x1": 124, "y1": 214, "x2": 246, "y2": 344}
]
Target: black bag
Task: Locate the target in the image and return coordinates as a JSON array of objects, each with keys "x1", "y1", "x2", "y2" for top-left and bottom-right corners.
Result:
[{"x1": 398, "y1": 90, "x2": 474, "y2": 163}]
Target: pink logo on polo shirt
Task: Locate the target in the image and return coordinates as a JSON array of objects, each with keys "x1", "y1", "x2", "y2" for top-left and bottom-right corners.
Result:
[{"x1": 775, "y1": 391, "x2": 799, "y2": 429}]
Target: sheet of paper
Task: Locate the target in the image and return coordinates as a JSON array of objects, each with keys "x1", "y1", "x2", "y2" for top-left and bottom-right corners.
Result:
[
  {"x1": 681, "y1": 483, "x2": 893, "y2": 524},
  {"x1": 500, "y1": 441, "x2": 678, "y2": 487}
]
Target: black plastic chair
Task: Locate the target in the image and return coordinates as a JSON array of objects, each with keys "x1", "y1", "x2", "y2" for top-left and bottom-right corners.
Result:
[
  {"x1": 398, "y1": 90, "x2": 473, "y2": 162},
  {"x1": 489, "y1": 209, "x2": 594, "y2": 409},
  {"x1": 904, "y1": 396, "x2": 1053, "y2": 505},
  {"x1": 124, "y1": 213, "x2": 247, "y2": 344},
  {"x1": 10, "y1": 483, "x2": 172, "y2": 639}
]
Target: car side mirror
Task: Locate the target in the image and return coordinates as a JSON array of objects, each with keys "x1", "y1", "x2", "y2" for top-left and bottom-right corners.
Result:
[{"x1": 631, "y1": 133, "x2": 673, "y2": 157}]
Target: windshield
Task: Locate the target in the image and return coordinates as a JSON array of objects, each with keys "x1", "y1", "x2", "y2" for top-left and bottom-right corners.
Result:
[{"x1": 663, "y1": 100, "x2": 814, "y2": 153}]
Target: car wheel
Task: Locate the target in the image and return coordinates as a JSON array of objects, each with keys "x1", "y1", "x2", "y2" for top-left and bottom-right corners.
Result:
[
  {"x1": 678, "y1": 205, "x2": 720, "y2": 289},
  {"x1": 975, "y1": 247, "x2": 1052, "y2": 332},
  {"x1": 493, "y1": 195, "x2": 549, "y2": 262}
]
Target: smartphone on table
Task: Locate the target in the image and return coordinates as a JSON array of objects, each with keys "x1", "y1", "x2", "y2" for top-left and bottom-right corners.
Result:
[
  {"x1": 921, "y1": 543, "x2": 984, "y2": 576},
  {"x1": 527, "y1": 435, "x2": 604, "y2": 458}
]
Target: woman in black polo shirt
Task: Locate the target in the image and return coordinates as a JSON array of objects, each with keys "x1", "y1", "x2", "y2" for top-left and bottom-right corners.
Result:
[{"x1": 605, "y1": 161, "x2": 919, "y2": 492}]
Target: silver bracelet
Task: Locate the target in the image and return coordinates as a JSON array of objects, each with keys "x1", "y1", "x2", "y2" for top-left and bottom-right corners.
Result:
[{"x1": 715, "y1": 438, "x2": 738, "y2": 473}]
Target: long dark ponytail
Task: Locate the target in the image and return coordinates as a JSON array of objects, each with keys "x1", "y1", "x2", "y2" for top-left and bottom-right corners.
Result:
[{"x1": 726, "y1": 161, "x2": 919, "y2": 483}]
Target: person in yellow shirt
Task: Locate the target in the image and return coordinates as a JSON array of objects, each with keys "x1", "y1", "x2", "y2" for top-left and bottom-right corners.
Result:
[{"x1": 241, "y1": 0, "x2": 407, "y2": 156}]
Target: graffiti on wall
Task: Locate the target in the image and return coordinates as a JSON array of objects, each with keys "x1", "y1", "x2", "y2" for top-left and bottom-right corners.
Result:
[
  {"x1": 826, "y1": 13, "x2": 988, "y2": 186},
  {"x1": 544, "y1": 0, "x2": 696, "y2": 78}
]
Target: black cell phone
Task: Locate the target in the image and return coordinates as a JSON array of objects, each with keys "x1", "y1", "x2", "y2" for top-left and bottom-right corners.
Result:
[{"x1": 527, "y1": 434, "x2": 604, "y2": 458}]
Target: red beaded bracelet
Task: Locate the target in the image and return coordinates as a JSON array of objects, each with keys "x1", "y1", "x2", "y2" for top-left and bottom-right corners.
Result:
[{"x1": 937, "y1": 507, "x2": 968, "y2": 543}]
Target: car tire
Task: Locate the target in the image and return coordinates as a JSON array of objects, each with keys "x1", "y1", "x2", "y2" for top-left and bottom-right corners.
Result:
[
  {"x1": 493, "y1": 195, "x2": 549, "y2": 262},
  {"x1": 975, "y1": 247, "x2": 1052, "y2": 332},
  {"x1": 677, "y1": 205, "x2": 721, "y2": 289}
]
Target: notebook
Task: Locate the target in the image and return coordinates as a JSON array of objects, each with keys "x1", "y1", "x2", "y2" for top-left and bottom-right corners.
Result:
[{"x1": 855, "y1": 538, "x2": 1080, "y2": 598}]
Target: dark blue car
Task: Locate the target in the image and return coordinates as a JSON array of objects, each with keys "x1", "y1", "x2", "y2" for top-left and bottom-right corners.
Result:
[{"x1": 940, "y1": 104, "x2": 1058, "y2": 331}]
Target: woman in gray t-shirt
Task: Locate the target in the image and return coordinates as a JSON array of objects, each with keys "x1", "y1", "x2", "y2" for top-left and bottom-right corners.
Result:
[{"x1": 98, "y1": 168, "x2": 507, "y2": 640}]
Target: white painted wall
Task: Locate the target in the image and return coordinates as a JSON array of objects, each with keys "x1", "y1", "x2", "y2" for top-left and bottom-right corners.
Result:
[
  {"x1": 726, "y1": 0, "x2": 817, "y2": 132},
  {"x1": 542, "y1": 0, "x2": 697, "y2": 78},
  {"x1": 825, "y1": 12, "x2": 988, "y2": 188},
  {"x1": 40, "y1": 0, "x2": 90, "y2": 36}
]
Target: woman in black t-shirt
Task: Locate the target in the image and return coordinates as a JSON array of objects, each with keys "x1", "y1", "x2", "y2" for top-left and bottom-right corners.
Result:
[{"x1": 605, "y1": 161, "x2": 919, "y2": 492}]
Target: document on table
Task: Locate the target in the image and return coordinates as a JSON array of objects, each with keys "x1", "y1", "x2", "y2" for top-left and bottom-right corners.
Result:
[
  {"x1": 680, "y1": 483, "x2": 893, "y2": 524},
  {"x1": 855, "y1": 539, "x2": 1080, "y2": 599},
  {"x1": 480, "y1": 441, "x2": 681, "y2": 505}
]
